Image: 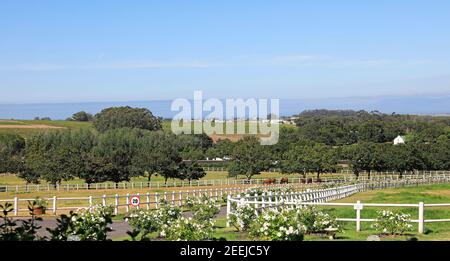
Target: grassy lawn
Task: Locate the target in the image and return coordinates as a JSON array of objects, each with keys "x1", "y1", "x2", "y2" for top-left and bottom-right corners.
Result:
[
  {"x1": 208, "y1": 184, "x2": 450, "y2": 241},
  {"x1": 314, "y1": 184, "x2": 450, "y2": 241},
  {"x1": 110, "y1": 183, "x2": 450, "y2": 241}
]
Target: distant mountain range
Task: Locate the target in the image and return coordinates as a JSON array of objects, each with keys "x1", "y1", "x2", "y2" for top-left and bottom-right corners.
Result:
[{"x1": 0, "y1": 94, "x2": 449, "y2": 120}]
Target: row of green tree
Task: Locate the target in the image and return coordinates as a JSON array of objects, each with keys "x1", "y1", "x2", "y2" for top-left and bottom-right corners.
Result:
[
  {"x1": 282, "y1": 140, "x2": 449, "y2": 179},
  {"x1": 292, "y1": 109, "x2": 450, "y2": 145},
  {"x1": 0, "y1": 129, "x2": 208, "y2": 185},
  {"x1": 1, "y1": 129, "x2": 448, "y2": 184}
]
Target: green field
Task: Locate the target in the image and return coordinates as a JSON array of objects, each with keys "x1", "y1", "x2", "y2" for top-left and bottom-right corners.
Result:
[
  {"x1": 109, "y1": 183, "x2": 450, "y2": 241},
  {"x1": 210, "y1": 184, "x2": 450, "y2": 241},
  {"x1": 0, "y1": 120, "x2": 92, "y2": 138},
  {"x1": 328, "y1": 184, "x2": 450, "y2": 239},
  {"x1": 0, "y1": 121, "x2": 27, "y2": 125},
  {"x1": 0, "y1": 119, "x2": 295, "y2": 138}
]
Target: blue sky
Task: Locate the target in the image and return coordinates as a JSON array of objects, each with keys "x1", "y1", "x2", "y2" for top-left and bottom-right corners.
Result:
[{"x1": 1, "y1": 0, "x2": 450, "y2": 103}]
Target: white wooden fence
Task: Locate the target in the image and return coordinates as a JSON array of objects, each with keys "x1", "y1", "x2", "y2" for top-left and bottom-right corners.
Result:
[
  {"x1": 1, "y1": 170, "x2": 449, "y2": 193},
  {"x1": 0, "y1": 176, "x2": 345, "y2": 193},
  {"x1": 0, "y1": 183, "x2": 325, "y2": 216},
  {"x1": 226, "y1": 176, "x2": 450, "y2": 233}
]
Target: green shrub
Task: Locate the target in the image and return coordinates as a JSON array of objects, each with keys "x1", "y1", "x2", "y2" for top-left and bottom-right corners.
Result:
[
  {"x1": 185, "y1": 195, "x2": 220, "y2": 220},
  {"x1": 249, "y1": 208, "x2": 304, "y2": 241},
  {"x1": 371, "y1": 210, "x2": 413, "y2": 235},
  {"x1": 160, "y1": 217, "x2": 215, "y2": 241},
  {"x1": 125, "y1": 201, "x2": 181, "y2": 240},
  {"x1": 228, "y1": 204, "x2": 257, "y2": 231},
  {"x1": 296, "y1": 206, "x2": 340, "y2": 233},
  {"x1": 47, "y1": 205, "x2": 114, "y2": 241}
]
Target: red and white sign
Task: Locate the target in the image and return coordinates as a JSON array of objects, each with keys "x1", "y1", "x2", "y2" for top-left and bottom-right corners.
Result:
[{"x1": 130, "y1": 196, "x2": 140, "y2": 207}]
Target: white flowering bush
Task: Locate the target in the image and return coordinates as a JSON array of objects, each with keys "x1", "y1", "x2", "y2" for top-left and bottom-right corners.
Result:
[
  {"x1": 242, "y1": 188, "x2": 265, "y2": 197},
  {"x1": 242, "y1": 186, "x2": 295, "y2": 198},
  {"x1": 185, "y1": 195, "x2": 220, "y2": 220},
  {"x1": 320, "y1": 182, "x2": 338, "y2": 189},
  {"x1": 249, "y1": 208, "x2": 304, "y2": 241},
  {"x1": 48, "y1": 205, "x2": 114, "y2": 241},
  {"x1": 125, "y1": 201, "x2": 181, "y2": 240},
  {"x1": 238, "y1": 186, "x2": 298, "y2": 206},
  {"x1": 160, "y1": 217, "x2": 215, "y2": 241},
  {"x1": 228, "y1": 203, "x2": 257, "y2": 231},
  {"x1": 371, "y1": 210, "x2": 413, "y2": 235},
  {"x1": 271, "y1": 185, "x2": 296, "y2": 193},
  {"x1": 296, "y1": 206, "x2": 340, "y2": 233},
  {"x1": 70, "y1": 206, "x2": 113, "y2": 240}
]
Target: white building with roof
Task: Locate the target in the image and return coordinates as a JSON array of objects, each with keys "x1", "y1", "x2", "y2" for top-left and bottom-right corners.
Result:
[{"x1": 393, "y1": 135, "x2": 405, "y2": 145}]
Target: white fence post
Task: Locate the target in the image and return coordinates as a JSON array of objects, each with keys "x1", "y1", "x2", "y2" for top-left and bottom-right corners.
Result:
[
  {"x1": 126, "y1": 193, "x2": 130, "y2": 213},
  {"x1": 89, "y1": 196, "x2": 93, "y2": 211},
  {"x1": 418, "y1": 202, "x2": 424, "y2": 234},
  {"x1": 226, "y1": 194, "x2": 231, "y2": 227},
  {"x1": 52, "y1": 196, "x2": 57, "y2": 215},
  {"x1": 356, "y1": 200, "x2": 361, "y2": 232},
  {"x1": 136, "y1": 193, "x2": 141, "y2": 210},
  {"x1": 13, "y1": 197, "x2": 18, "y2": 216},
  {"x1": 114, "y1": 194, "x2": 119, "y2": 215}
]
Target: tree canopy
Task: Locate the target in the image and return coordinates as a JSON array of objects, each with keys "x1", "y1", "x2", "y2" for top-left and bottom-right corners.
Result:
[
  {"x1": 0, "y1": 133, "x2": 25, "y2": 175},
  {"x1": 228, "y1": 136, "x2": 271, "y2": 180},
  {"x1": 281, "y1": 141, "x2": 338, "y2": 178},
  {"x1": 93, "y1": 106, "x2": 162, "y2": 132},
  {"x1": 69, "y1": 111, "x2": 93, "y2": 122}
]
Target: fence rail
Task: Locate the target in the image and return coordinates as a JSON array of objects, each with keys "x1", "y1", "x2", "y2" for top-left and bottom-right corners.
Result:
[
  {"x1": 1, "y1": 170, "x2": 449, "y2": 193},
  {"x1": 0, "y1": 182, "x2": 331, "y2": 216},
  {"x1": 226, "y1": 175, "x2": 450, "y2": 234}
]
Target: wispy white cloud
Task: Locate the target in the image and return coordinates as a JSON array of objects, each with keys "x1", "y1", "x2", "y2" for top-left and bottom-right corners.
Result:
[
  {"x1": 0, "y1": 55, "x2": 434, "y2": 71},
  {"x1": 269, "y1": 54, "x2": 327, "y2": 63},
  {"x1": 0, "y1": 60, "x2": 225, "y2": 71},
  {"x1": 0, "y1": 63, "x2": 69, "y2": 71},
  {"x1": 85, "y1": 60, "x2": 225, "y2": 69},
  {"x1": 261, "y1": 54, "x2": 432, "y2": 67}
]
